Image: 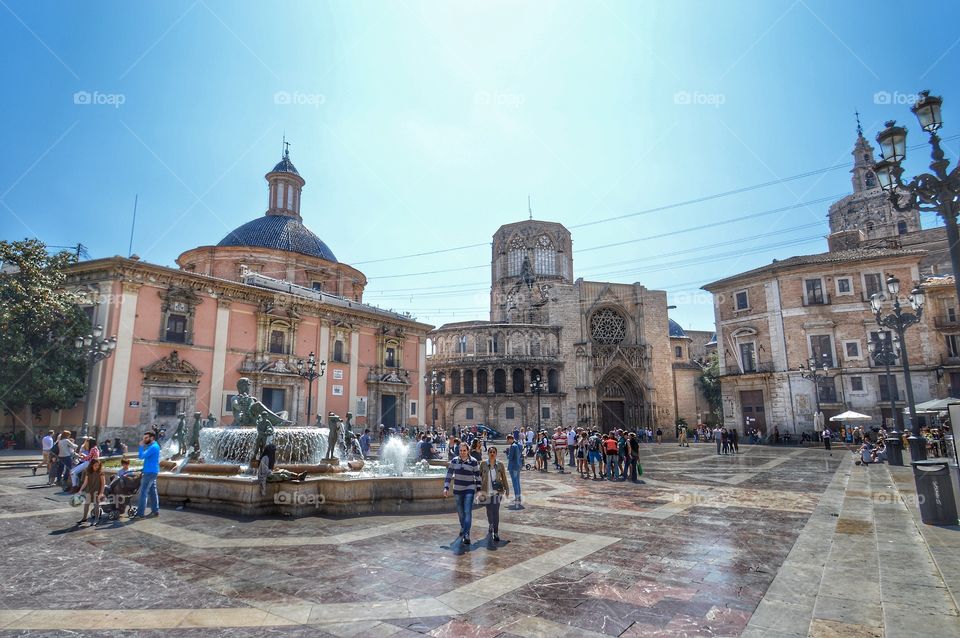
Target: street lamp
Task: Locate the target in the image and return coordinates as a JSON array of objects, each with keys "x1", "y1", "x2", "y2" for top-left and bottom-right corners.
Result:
[
  {"x1": 424, "y1": 370, "x2": 442, "y2": 431},
  {"x1": 868, "y1": 330, "x2": 905, "y2": 465},
  {"x1": 74, "y1": 324, "x2": 117, "y2": 439},
  {"x1": 871, "y1": 277, "x2": 926, "y2": 460},
  {"x1": 798, "y1": 354, "x2": 830, "y2": 420},
  {"x1": 530, "y1": 373, "x2": 546, "y2": 432},
  {"x1": 295, "y1": 352, "x2": 326, "y2": 425},
  {"x1": 873, "y1": 90, "x2": 960, "y2": 307}
]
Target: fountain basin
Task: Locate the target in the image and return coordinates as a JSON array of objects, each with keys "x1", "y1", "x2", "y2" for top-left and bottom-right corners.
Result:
[{"x1": 106, "y1": 469, "x2": 454, "y2": 517}]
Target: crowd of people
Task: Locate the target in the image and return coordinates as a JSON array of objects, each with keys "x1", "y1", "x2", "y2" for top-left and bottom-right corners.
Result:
[{"x1": 30, "y1": 428, "x2": 161, "y2": 526}]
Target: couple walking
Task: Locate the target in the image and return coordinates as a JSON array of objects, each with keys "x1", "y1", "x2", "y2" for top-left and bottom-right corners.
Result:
[{"x1": 442, "y1": 442, "x2": 508, "y2": 545}]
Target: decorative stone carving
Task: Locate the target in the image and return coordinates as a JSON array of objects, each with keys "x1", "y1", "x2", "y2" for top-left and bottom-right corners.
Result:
[{"x1": 141, "y1": 351, "x2": 202, "y2": 383}]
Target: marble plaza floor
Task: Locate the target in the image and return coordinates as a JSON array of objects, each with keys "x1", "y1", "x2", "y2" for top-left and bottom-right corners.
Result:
[{"x1": 0, "y1": 443, "x2": 957, "y2": 637}]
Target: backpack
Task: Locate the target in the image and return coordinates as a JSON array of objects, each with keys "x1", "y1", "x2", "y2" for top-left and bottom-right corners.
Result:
[{"x1": 589, "y1": 436, "x2": 601, "y2": 452}]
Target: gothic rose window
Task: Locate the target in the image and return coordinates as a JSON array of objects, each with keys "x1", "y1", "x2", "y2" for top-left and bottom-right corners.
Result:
[{"x1": 590, "y1": 308, "x2": 626, "y2": 344}]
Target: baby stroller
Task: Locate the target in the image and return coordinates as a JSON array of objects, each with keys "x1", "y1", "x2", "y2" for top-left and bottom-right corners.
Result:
[{"x1": 102, "y1": 472, "x2": 142, "y2": 520}]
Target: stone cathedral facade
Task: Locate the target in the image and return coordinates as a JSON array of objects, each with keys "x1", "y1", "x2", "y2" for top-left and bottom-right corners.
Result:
[{"x1": 426, "y1": 219, "x2": 699, "y2": 434}]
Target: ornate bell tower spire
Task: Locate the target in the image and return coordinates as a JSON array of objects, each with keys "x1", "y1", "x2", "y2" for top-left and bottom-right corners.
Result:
[
  {"x1": 265, "y1": 138, "x2": 305, "y2": 220},
  {"x1": 851, "y1": 111, "x2": 879, "y2": 193}
]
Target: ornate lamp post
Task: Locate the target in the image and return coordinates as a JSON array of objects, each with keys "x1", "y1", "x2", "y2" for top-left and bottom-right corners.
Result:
[
  {"x1": 871, "y1": 275, "x2": 926, "y2": 460},
  {"x1": 296, "y1": 352, "x2": 326, "y2": 425},
  {"x1": 868, "y1": 332, "x2": 905, "y2": 465},
  {"x1": 798, "y1": 354, "x2": 831, "y2": 423},
  {"x1": 530, "y1": 374, "x2": 546, "y2": 432},
  {"x1": 424, "y1": 370, "x2": 442, "y2": 431},
  {"x1": 74, "y1": 324, "x2": 117, "y2": 440},
  {"x1": 873, "y1": 90, "x2": 960, "y2": 306}
]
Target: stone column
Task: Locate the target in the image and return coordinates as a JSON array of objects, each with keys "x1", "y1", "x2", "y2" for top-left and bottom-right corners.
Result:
[
  {"x1": 208, "y1": 298, "x2": 231, "y2": 419},
  {"x1": 348, "y1": 329, "x2": 360, "y2": 416},
  {"x1": 316, "y1": 322, "x2": 330, "y2": 423},
  {"x1": 106, "y1": 282, "x2": 140, "y2": 428},
  {"x1": 417, "y1": 338, "x2": 426, "y2": 423}
]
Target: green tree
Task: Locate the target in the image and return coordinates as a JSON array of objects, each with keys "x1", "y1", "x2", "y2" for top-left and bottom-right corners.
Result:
[
  {"x1": 0, "y1": 239, "x2": 89, "y2": 439},
  {"x1": 696, "y1": 351, "x2": 723, "y2": 424}
]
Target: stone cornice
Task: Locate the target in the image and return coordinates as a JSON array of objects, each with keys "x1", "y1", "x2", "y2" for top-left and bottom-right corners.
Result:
[{"x1": 64, "y1": 257, "x2": 433, "y2": 334}]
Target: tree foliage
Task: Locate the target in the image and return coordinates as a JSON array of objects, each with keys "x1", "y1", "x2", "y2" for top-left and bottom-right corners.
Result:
[
  {"x1": 696, "y1": 351, "x2": 723, "y2": 423},
  {"x1": 0, "y1": 239, "x2": 89, "y2": 416}
]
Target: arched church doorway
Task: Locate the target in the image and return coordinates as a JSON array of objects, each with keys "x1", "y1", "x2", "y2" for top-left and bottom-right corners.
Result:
[{"x1": 596, "y1": 368, "x2": 646, "y2": 432}]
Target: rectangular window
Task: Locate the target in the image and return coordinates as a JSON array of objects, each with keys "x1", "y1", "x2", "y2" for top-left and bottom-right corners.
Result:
[
  {"x1": 675, "y1": 346, "x2": 683, "y2": 358},
  {"x1": 844, "y1": 341, "x2": 860, "y2": 358},
  {"x1": 809, "y1": 335, "x2": 834, "y2": 367},
  {"x1": 465, "y1": 407, "x2": 474, "y2": 420},
  {"x1": 223, "y1": 394, "x2": 237, "y2": 415},
  {"x1": 312, "y1": 282, "x2": 323, "y2": 291},
  {"x1": 850, "y1": 376, "x2": 864, "y2": 392},
  {"x1": 735, "y1": 290, "x2": 749, "y2": 310},
  {"x1": 385, "y1": 347, "x2": 396, "y2": 368},
  {"x1": 333, "y1": 340, "x2": 345, "y2": 363},
  {"x1": 739, "y1": 342, "x2": 757, "y2": 372},
  {"x1": 269, "y1": 330, "x2": 285, "y2": 354},
  {"x1": 879, "y1": 375, "x2": 899, "y2": 401},
  {"x1": 864, "y1": 273, "x2": 883, "y2": 298},
  {"x1": 739, "y1": 342, "x2": 756, "y2": 373},
  {"x1": 410, "y1": 401, "x2": 417, "y2": 417},
  {"x1": 805, "y1": 278, "x2": 825, "y2": 304},
  {"x1": 505, "y1": 406, "x2": 515, "y2": 420},
  {"x1": 836, "y1": 277, "x2": 852, "y2": 295},
  {"x1": 947, "y1": 334, "x2": 960, "y2": 358},
  {"x1": 818, "y1": 378, "x2": 838, "y2": 403},
  {"x1": 165, "y1": 313, "x2": 187, "y2": 343},
  {"x1": 948, "y1": 307, "x2": 957, "y2": 322},
  {"x1": 156, "y1": 399, "x2": 178, "y2": 417},
  {"x1": 542, "y1": 406, "x2": 550, "y2": 419}
]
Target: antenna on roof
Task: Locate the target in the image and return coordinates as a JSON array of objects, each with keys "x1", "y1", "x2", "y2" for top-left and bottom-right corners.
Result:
[{"x1": 528, "y1": 195, "x2": 532, "y2": 220}]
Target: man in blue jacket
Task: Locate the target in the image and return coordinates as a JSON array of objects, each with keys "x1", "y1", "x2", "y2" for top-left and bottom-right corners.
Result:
[
  {"x1": 135, "y1": 430, "x2": 161, "y2": 519},
  {"x1": 505, "y1": 433, "x2": 523, "y2": 507}
]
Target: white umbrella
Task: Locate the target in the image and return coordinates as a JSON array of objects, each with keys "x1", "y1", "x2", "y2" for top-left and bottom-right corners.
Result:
[{"x1": 829, "y1": 410, "x2": 871, "y2": 422}]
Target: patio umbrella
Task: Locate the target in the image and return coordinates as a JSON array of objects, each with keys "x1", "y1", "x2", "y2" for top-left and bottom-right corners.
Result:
[
  {"x1": 913, "y1": 398, "x2": 960, "y2": 413},
  {"x1": 829, "y1": 410, "x2": 872, "y2": 422}
]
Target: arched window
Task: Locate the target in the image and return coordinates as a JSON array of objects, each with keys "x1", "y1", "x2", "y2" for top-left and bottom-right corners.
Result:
[
  {"x1": 865, "y1": 172, "x2": 876, "y2": 188},
  {"x1": 464, "y1": 370, "x2": 474, "y2": 394},
  {"x1": 675, "y1": 345, "x2": 683, "y2": 358},
  {"x1": 286, "y1": 184, "x2": 294, "y2": 210},
  {"x1": 477, "y1": 370, "x2": 488, "y2": 394},
  {"x1": 531, "y1": 338, "x2": 541, "y2": 356},
  {"x1": 451, "y1": 370, "x2": 461, "y2": 394},
  {"x1": 456, "y1": 335, "x2": 468, "y2": 354},
  {"x1": 507, "y1": 236, "x2": 525, "y2": 276},
  {"x1": 512, "y1": 368, "x2": 525, "y2": 393},
  {"x1": 493, "y1": 369, "x2": 506, "y2": 393},
  {"x1": 534, "y1": 235, "x2": 556, "y2": 275}
]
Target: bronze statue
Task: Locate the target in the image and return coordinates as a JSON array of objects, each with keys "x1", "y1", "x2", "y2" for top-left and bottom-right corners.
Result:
[
  {"x1": 231, "y1": 377, "x2": 291, "y2": 462},
  {"x1": 343, "y1": 412, "x2": 359, "y2": 458},
  {"x1": 190, "y1": 411, "x2": 203, "y2": 452},
  {"x1": 325, "y1": 412, "x2": 341, "y2": 461},
  {"x1": 174, "y1": 413, "x2": 188, "y2": 457}
]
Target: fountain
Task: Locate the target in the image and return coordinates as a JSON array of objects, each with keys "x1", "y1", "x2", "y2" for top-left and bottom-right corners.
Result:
[{"x1": 110, "y1": 378, "x2": 452, "y2": 516}]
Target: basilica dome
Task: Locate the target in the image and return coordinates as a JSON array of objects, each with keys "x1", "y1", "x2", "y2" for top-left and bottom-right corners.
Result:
[
  {"x1": 216, "y1": 215, "x2": 337, "y2": 262},
  {"x1": 668, "y1": 319, "x2": 686, "y2": 338}
]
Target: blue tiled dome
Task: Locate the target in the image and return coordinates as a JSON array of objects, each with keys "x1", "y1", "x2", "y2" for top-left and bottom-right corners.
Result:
[
  {"x1": 217, "y1": 215, "x2": 337, "y2": 262},
  {"x1": 271, "y1": 155, "x2": 299, "y2": 175},
  {"x1": 668, "y1": 319, "x2": 686, "y2": 338}
]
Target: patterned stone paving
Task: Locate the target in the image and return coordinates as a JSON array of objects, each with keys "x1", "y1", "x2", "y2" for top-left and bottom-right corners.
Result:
[{"x1": 0, "y1": 443, "x2": 953, "y2": 636}]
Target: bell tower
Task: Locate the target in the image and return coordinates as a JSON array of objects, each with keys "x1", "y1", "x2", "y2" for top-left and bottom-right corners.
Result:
[{"x1": 266, "y1": 140, "x2": 305, "y2": 220}]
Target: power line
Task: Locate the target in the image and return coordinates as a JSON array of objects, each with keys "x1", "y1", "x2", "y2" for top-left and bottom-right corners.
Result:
[{"x1": 349, "y1": 134, "x2": 960, "y2": 268}]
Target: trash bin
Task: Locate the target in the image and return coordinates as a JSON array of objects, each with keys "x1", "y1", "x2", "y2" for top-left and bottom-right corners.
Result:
[
  {"x1": 885, "y1": 435, "x2": 904, "y2": 466},
  {"x1": 911, "y1": 460, "x2": 959, "y2": 526}
]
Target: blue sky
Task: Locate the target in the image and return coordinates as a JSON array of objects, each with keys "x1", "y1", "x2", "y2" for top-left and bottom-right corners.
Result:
[{"x1": 1, "y1": 0, "x2": 958, "y2": 330}]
